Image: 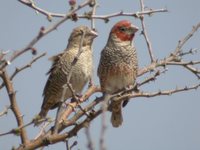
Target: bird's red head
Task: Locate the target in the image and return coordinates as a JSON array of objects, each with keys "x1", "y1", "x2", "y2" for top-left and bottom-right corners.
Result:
[{"x1": 111, "y1": 20, "x2": 139, "y2": 41}]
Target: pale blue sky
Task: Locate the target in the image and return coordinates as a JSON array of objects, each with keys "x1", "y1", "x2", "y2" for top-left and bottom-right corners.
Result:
[{"x1": 0, "y1": 0, "x2": 200, "y2": 150}]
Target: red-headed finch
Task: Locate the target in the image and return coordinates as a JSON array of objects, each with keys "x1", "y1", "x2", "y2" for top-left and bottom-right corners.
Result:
[{"x1": 98, "y1": 20, "x2": 138, "y2": 127}]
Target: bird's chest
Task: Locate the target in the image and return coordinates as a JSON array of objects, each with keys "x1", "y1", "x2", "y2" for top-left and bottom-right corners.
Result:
[
  {"x1": 103, "y1": 64, "x2": 134, "y2": 93},
  {"x1": 76, "y1": 51, "x2": 92, "y2": 77},
  {"x1": 69, "y1": 51, "x2": 92, "y2": 88},
  {"x1": 58, "y1": 49, "x2": 92, "y2": 91}
]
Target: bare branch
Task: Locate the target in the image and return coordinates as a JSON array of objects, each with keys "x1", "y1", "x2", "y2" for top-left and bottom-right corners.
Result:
[
  {"x1": 0, "y1": 71, "x2": 28, "y2": 144},
  {"x1": 184, "y1": 65, "x2": 200, "y2": 79},
  {"x1": 139, "y1": 0, "x2": 155, "y2": 62},
  {"x1": 180, "y1": 48, "x2": 199, "y2": 57},
  {"x1": 175, "y1": 22, "x2": 200, "y2": 54},
  {"x1": 0, "y1": 52, "x2": 46, "y2": 90},
  {"x1": 90, "y1": 0, "x2": 98, "y2": 30},
  {"x1": 116, "y1": 83, "x2": 200, "y2": 101},
  {"x1": 18, "y1": 0, "x2": 64, "y2": 21},
  {"x1": 10, "y1": 53, "x2": 46, "y2": 80},
  {"x1": 18, "y1": 0, "x2": 167, "y2": 21},
  {"x1": 59, "y1": 85, "x2": 100, "y2": 124},
  {"x1": 16, "y1": 107, "x2": 102, "y2": 150},
  {"x1": 85, "y1": 126, "x2": 95, "y2": 150},
  {"x1": 99, "y1": 104, "x2": 107, "y2": 150},
  {"x1": 138, "y1": 69, "x2": 167, "y2": 87},
  {"x1": 0, "y1": 120, "x2": 33, "y2": 137},
  {"x1": 138, "y1": 21, "x2": 200, "y2": 77}
]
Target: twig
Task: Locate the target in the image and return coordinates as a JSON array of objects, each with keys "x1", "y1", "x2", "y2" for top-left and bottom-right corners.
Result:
[
  {"x1": 0, "y1": 50, "x2": 9, "y2": 61},
  {"x1": 85, "y1": 126, "x2": 95, "y2": 150},
  {"x1": 0, "y1": 71, "x2": 28, "y2": 144},
  {"x1": 11, "y1": 53, "x2": 46, "y2": 80},
  {"x1": 34, "y1": 120, "x2": 53, "y2": 140},
  {"x1": 115, "y1": 83, "x2": 200, "y2": 101},
  {"x1": 66, "y1": 140, "x2": 70, "y2": 150},
  {"x1": 70, "y1": 141, "x2": 78, "y2": 149},
  {"x1": 0, "y1": 53, "x2": 46, "y2": 90},
  {"x1": 139, "y1": 0, "x2": 155, "y2": 62},
  {"x1": 0, "y1": 120, "x2": 33, "y2": 137},
  {"x1": 138, "y1": 20, "x2": 200, "y2": 77},
  {"x1": 18, "y1": 0, "x2": 67, "y2": 18},
  {"x1": 138, "y1": 69, "x2": 167, "y2": 87},
  {"x1": 89, "y1": 9, "x2": 168, "y2": 20},
  {"x1": 184, "y1": 65, "x2": 200, "y2": 79},
  {"x1": 66, "y1": 140, "x2": 78, "y2": 150},
  {"x1": 90, "y1": 0, "x2": 98, "y2": 30},
  {"x1": 99, "y1": 102, "x2": 107, "y2": 150},
  {"x1": 175, "y1": 22, "x2": 200, "y2": 54},
  {"x1": 162, "y1": 60, "x2": 200, "y2": 78},
  {"x1": 180, "y1": 48, "x2": 198, "y2": 57},
  {"x1": 59, "y1": 85, "x2": 100, "y2": 125},
  {"x1": 19, "y1": 0, "x2": 167, "y2": 21}
]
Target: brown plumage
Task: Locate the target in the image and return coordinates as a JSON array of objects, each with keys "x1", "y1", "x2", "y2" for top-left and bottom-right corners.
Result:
[
  {"x1": 38, "y1": 26, "x2": 97, "y2": 120},
  {"x1": 98, "y1": 20, "x2": 138, "y2": 127}
]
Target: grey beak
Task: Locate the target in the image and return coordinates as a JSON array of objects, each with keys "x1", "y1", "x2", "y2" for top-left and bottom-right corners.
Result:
[
  {"x1": 90, "y1": 30, "x2": 98, "y2": 38},
  {"x1": 130, "y1": 24, "x2": 139, "y2": 33}
]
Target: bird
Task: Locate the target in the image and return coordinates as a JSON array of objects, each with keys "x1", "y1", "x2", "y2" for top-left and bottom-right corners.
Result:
[
  {"x1": 37, "y1": 26, "x2": 98, "y2": 122},
  {"x1": 98, "y1": 20, "x2": 138, "y2": 127}
]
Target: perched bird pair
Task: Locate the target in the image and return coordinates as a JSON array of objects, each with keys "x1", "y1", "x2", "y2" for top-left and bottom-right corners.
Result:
[{"x1": 37, "y1": 20, "x2": 138, "y2": 127}]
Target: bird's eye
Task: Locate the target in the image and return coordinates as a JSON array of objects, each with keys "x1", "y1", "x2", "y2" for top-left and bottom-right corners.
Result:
[{"x1": 119, "y1": 26, "x2": 126, "y2": 32}]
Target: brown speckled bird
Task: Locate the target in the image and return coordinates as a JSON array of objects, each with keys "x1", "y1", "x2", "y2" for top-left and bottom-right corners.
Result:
[
  {"x1": 98, "y1": 20, "x2": 138, "y2": 127},
  {"x1": 38, "y1": 26, "x2": 97, "y2": 120}
]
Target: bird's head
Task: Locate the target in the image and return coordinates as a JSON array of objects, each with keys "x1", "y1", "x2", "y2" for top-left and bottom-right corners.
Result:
[
  {"x1": 68, "y1": 26, "x2": 98, "y2": 47},
  {"x1": 110, "y1": 20, "x2": 139, "y2": 42}
]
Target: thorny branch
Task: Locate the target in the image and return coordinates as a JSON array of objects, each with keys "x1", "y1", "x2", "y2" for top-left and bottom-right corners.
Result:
[
  {"x1": 138, "y1": 22, "x2": 200, "y2": 77},
  {"x1": 1, "y1": 0, "x2": 200, "y2": 150},
  {"x1": 19, "y1": 0, "x2": 167, "y2": 21},
  {"x1": 0, "y1": 53, "x2": 46, "y2": 90},
  {"x1": 175, "y1": 22, "x2": 200, "y2": 54},
  {"x1": 15, "y1": 81, "x2": 200, "y2": 149},
  {"x1": 0, "y1": 71, "x2": 28, "y2": 144},
  {"x1": 139, "y1": 0, "x2": 155, "y2": 63},
  {"x1": 85, "y1": 126, "x2": 95, "y2": 150},
  {"x1": 90, "y1": 0, "x2": 98, "y2": 30},
  {"x1": 116, "y1": 83, "x2": 200, "y2": 102}
]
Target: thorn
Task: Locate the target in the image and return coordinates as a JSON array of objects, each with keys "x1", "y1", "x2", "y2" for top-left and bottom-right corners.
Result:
[
  {"x1": 184, "y1": 86, "x2": 188, "y2": 90},
  {"x1": 6, "y1": 61, "x2": 11, "y2": 65},
  {"x1": 104, "y1": 18, "x2": 109, "y2": 23},
  {"x1": 47, "y1": 14, "x2": 52, "y2": 22},
  {"x1": 31, "y1": 47, "x2": 37, "y2": 55}
]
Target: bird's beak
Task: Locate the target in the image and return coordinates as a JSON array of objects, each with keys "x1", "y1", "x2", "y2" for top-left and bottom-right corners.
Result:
[
  {"x1": 90, "y1": 30, "x2": 98, "y2": 38},
  {"x1": 130, "y1": 24, "x2": 139, "y2": 33}
]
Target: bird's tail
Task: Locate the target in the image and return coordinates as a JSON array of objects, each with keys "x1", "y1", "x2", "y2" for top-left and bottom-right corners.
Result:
[{"x1": 110, "y1": 100, "x2": 123, "y2": 128}]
